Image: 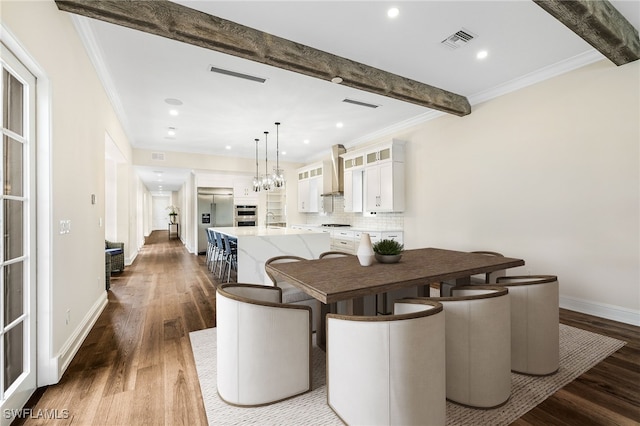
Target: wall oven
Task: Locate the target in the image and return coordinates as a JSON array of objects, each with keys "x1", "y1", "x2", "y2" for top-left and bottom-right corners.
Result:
[{"x1": 234, "y1": 205, "x2": 257, "y2": 227}]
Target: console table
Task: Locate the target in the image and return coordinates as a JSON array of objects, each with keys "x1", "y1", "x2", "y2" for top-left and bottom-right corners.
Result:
[{"x1": 168, "y1": 222, "x2": 179, "y2": 239}]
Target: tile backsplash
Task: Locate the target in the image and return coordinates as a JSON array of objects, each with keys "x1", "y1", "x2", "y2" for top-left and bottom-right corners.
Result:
[{"x1": 302, "y1": 195, "x2": 404, "y2": 231}]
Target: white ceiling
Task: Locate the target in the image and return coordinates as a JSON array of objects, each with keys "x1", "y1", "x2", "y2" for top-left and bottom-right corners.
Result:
[{"x1": 74, "y1": 0, "x2": 639, "y2": 193}]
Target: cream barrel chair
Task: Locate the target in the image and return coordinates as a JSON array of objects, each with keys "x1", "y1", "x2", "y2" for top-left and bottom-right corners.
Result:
[
  {"x1": 431, "y1": 286, "x2": 511, "y2": 408},
  {"x1": 495, "y1": 275, "x2": 560, "y2": 375},
  {"x1": 216, "y1": 283, "x2": 312, "y2": 406},
  {"x1": 265, "y1": 255, "x2": 321, "y2": 332},
  {"x1": 327, "y1": 299, "x2": 446, "y2": 426}
]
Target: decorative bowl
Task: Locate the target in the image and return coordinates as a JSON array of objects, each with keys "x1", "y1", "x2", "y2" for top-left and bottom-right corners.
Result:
[{"x1": 375, "y1": 253, "x2": 402, "y2": 264}]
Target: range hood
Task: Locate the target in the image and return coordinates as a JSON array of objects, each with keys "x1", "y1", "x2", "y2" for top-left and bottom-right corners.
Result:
[{"x1": 322, "y1": 144, "x2": 346, "y2": 196}]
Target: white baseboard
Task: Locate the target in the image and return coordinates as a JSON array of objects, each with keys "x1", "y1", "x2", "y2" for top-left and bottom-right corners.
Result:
[
  {"x1": 127, "y1": 248, "x2": 138, "y2": 266},
  {"x1": 560, "y1": 295, "x2": 640, "y2": 326},
  {"x1": 55, "y1": 293, "x2": 108, "y2": 381}
]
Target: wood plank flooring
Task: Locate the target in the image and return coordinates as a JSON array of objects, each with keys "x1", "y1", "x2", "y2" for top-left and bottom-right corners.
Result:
[{"x1": 16, "y1": 231, "x2": 639, "y2": 425}]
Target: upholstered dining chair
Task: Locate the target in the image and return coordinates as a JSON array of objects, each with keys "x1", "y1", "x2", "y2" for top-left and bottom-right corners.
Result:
[
  {"x1": 216, "y1": 283, "x2": 312, "y2": 406},
  {"x1": 429, "y1": 285, "x2": 512, "y2": 408},
  {"x1": 495, "y1": 275, "x2": 560, "y2": 375},
  {"x1": 327, "y1": 298, "x2": 446, "y2": 425},
  {"x1": 265, "y1": 255, "x2": 320, "y2": 331}
]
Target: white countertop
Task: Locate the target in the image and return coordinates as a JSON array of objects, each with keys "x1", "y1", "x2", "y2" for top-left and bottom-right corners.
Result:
[{"x1": 210, "y1": 226, "x2": 323, "y2": 238}]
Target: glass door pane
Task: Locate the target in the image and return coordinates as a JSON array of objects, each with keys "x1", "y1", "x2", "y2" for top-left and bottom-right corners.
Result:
[{"x1": 1, "y1": 42, "x2": 36, "y2": 418}]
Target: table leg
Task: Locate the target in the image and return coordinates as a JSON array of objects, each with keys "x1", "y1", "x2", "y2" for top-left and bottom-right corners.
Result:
[
  {"x1": 442, "y1": 276, "x2": 471, "y2": 296},
  {"x1": 418, "y1": 284, "x2": 431, "y2": 297},
  {"x1": 346, "y1": 297, "x2": 364, "y2": 315},
  {"x1": 318, "y1": 303, "x2": 333, "y2": 351}
]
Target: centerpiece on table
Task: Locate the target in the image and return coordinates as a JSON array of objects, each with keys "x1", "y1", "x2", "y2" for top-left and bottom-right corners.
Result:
[{"x1": 372, "y1": 239, "x2": 404, "y2": 264}]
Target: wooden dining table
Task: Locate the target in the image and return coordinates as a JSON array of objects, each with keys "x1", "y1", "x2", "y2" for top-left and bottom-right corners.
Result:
[{"x1": 265, "y1": 247, "x2": 525, "y2": 348}]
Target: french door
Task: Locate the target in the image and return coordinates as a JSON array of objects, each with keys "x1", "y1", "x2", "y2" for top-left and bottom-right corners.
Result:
[{"x1": 0, "y1": 43, "x2": 37, "y2": 423}]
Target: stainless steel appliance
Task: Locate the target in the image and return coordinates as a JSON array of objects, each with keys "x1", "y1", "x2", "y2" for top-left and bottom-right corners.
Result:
[
  {"x1": 235, "y1": 205, "x2": 258, "y2": 227},
  {"x1": 197, "y1": 188, "x2": 234, "y2": 254}
]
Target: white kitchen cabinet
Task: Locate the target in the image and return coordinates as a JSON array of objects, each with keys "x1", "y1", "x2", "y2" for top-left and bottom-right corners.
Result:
[
  {"x1": 297, "y1": 161, "x2": 331, "y2": 213},
  {"x1": 342, "y1": 153, "x2": 365, "y2": 213},
  {"x1": 233, "y1": 177, "x2": 259, "y2": 204},
  {"x1": 343, "y1": 168, "x2": 363, "y2": 212},
  {"x1": 364, "y1": 140, "x2": 405, "y2": 213}
]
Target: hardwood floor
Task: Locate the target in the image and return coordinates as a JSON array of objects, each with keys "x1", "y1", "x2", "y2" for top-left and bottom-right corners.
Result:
[{"x1": 17, "y1": 231, "x2": 639, "y2": 425}]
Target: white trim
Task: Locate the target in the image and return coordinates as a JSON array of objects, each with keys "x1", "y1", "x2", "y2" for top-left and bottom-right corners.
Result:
[
  {"x1": 55, "y1": 294, "x2": 108, "y2": 380},
  {"x1": 560, "y1": 296, "x2": 640, "y2": 327},
  {"x1": 333, "y1": 50, "x2": 605, "y2": 157},
  {"x1": 0, "y1": 23, "x2": 56, "y2": 387},
  {"x1": 70, "y1": 16, "x2": 134, "y2": 143},
  {"x1": 469, "y1": 50, "x2": 605, "y2": 106}
]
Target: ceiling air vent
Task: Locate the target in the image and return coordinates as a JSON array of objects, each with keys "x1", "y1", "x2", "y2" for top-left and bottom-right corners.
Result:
[
  {"x1": 441, "y1": 29, "x2": 477, "y2": 49},
  {"x1": 209, "y1": 65, "x2": 266, "y2": 83},
  {"x1": 151, "y1": 152, "x2": 165, "y2": 161},
  {"x1": 342, "y1": 98, "x2": 380, "y2": 109}
]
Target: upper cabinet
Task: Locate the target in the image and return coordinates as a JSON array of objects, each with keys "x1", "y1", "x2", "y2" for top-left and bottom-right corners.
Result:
[
  {"x1": 233, "y1": 177, "x2": 259, "y2": 204},
  {"x1": 342, "y1": 152, "x2": 365, "y2": 213},
  {"x1": 297, "y1": 161, "x2": 332, "y2": 213},
  {"x1": 342, "y1": 140, "x2": 405, "y2": 213},
  {"x1": 364, "y1": 140, "x2": 405, "y2": 213}
]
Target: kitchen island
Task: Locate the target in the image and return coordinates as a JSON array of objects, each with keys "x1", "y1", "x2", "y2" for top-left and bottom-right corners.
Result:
[{"x1": 210, "y1": 226, "x2": 330, "y2": 284}]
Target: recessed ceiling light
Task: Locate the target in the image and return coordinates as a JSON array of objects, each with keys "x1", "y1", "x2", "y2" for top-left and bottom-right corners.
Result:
[
  {"x1": 225, "y1": 145, "x2": 231, "y2": 150},
  {"x1": 282, "y1": 151, "x2": 287, "y2": 156},
  {"x1": 387, "y1": 7, "x2": 399, "y2": 18},
  {"x1": 476, "y1": 50, "x2": 488, "y2": 60},
  {"x1": 336, "y1": 122, "x2": 344, "y2": 128},
  {"x1": 169, "y1": 109, "x2": 179, "y2": 116},
  {"x1": 168, "y1": 127, "x2": 176, "y2": 136},
  {"x1": 331, "y1": 76, "x2": 343, "y2": 84},
  {"x1": 303, "y1": 139, "x2": 310, "y2": 144}
]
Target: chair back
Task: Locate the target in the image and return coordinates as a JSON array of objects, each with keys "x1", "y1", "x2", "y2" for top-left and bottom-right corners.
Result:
[
  {"x1": 216, "y1": 283, "x2": 312, "y2": 406},
  {"x1": 432, "y1": 285, "x2": 511, "y2": 408},
  {"x1": 264, "y1": 255, "x2": 307, "y2": 286},
  {"x1": 318, "y1": 251, "x2": 352, "y2": 259},
  {"x1": 327, "y1": 299, "x2": 445, "y2": 425},
  {"x1": 215, "y1": 231, "x2": 224, "y2": 252},
  {"x1": 496, "y1": 275, "x2": 559, "y2": 375}
]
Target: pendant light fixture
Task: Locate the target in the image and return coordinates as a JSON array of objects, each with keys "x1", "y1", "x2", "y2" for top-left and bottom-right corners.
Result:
[
  {"x1": 261, "y1": 131, "x2": 273, "y2": 191},
  {"x1": 252, "y1": 138, "x2": 261, "y2": 192},
  {"x1": 272, "y1": 122, "x2": 285, "y2": 188}
]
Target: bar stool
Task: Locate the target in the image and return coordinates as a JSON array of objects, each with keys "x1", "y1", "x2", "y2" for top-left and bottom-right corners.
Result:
[{"x1": 221, "y1": 234, "x2": 237, "y2": 283}]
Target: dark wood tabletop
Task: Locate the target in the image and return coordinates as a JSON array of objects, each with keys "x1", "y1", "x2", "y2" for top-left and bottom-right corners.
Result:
[{"x1": 265, "y1": 247, "x2": 525, "y2": 304}]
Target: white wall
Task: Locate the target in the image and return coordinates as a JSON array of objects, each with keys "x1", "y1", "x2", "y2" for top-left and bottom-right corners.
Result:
[
  {"x1": 2, "y1": 0, "x2": 137, "y2": 383},
  {"x1": 394, "y1": 59, "x2": 638, "y2": 323},
  {"x1": 152, "y1": 196, "x2": 171, "y2": 230}
]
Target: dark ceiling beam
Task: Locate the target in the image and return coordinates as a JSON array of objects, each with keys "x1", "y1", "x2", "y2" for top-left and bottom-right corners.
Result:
[
  {"x1": 55, "y1": 0, "x2": 471, "y2": 116},
  {"x1": 533, "y1": 0, "x2": 639, "y2": 66}
]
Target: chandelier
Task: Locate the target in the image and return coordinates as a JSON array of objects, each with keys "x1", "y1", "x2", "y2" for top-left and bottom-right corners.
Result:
[
  {"x1": 261, "y1": 131, "x2": 274, "y2": 191},
  {"x1": 272, "y1": 122, "x2": 285, "y2": 188},
  {"x1": 252, "y1": 138, "x2": 261, "y2": 192}
]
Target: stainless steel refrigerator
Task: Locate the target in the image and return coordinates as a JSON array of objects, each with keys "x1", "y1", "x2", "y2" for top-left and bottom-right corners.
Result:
[{"x1": 197, "y1": 188, "x2": 234, "y2": 254}]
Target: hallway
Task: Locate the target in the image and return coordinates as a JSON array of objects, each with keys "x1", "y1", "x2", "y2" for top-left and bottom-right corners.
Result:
[{"x1": 20, "y1": 231, "x2": 216, "y2": 425}]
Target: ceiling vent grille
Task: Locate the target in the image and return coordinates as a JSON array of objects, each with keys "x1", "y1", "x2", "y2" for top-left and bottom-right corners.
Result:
[
  {"x1": 209, "y1": 65, "x2": 266, "y2": 83},
  {"x1": 151, "y1": 152, "x2": 165, "y2": 161},
  {"x1": 342, "y1": 98, "x2": 380, "y2": 109},
  {"x1": 441, "y1": 29, "x2": 477, "y2": 49}
]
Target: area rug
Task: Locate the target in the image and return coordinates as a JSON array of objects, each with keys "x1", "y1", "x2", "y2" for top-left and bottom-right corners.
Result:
[{"x1": 189, "y1": 324, "x2": 625, "y2": 425}]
